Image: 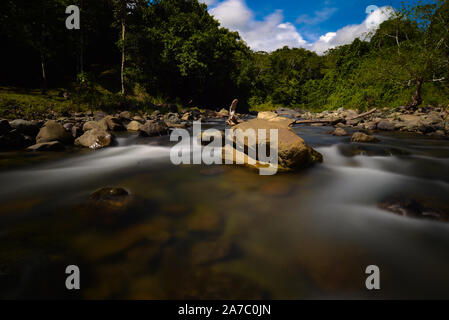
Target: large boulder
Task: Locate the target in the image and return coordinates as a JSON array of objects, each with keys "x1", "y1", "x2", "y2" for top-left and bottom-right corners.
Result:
[
  {"x1": 225, "y1": 118, "x2": 323, "y2": 172},
  {"x1": 9, "y1": 119, "x2": 39, "y2": 136},
  {"x1": 36, "y1": 120, "x2": 73, "y2": 144},
  {"x1": 139, "y1": 120, "x2": 169, "y2": 137},
  {"x1": 75, "y1": 129, "x2": 113, "y2": 150}
]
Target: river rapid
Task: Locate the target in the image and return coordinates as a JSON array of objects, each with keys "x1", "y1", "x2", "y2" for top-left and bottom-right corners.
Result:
[{"x1": 0, "y1": 121, "x2": 448, "y2": 299}]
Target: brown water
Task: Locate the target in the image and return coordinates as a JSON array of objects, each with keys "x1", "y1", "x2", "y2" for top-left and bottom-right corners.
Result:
[{"x1": 1, "y1": 122, "x2": 449, "y2": 299}]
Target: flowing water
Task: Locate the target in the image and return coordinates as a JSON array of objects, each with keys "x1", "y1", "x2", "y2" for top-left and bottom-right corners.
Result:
[{"x1": 1, "y1": 121, "x2": 449, "y2": 299}]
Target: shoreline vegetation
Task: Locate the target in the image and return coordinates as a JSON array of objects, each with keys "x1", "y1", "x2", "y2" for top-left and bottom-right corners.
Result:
[{"x1": 1, "y1": 1, "x2": 448, "y2": 116}]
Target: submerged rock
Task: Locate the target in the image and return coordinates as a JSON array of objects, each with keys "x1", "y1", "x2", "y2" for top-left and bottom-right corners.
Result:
[
  {"x1": 27, "y1": 141, "x2": 65, "y2": 152},
  {"x1": 75, "y1": 129, "x2": 113, "y2": 150},
  {"x1": 351, "y1": 132, "x2": 380, "y2": 143},
  {"x1": 332, "y1": 128, "x2": 350, "y2": 136},
  {"x1": 378, "y1": 196, "x2": 449, "y2": 222}
]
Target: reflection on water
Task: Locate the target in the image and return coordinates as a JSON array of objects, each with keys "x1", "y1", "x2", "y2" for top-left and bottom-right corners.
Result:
[{"x1": 0, "y1": 124, "x2": 448, "y2": 299}]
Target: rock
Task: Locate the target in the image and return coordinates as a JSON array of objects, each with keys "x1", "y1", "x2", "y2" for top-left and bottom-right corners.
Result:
[
  {"x1": 332, "y1": 128, "x2": 350, "y2": 136},
  {"x1": 83, "y1": 120, "x2": 108, "y2": 132},
  {"x1": 75, "y1": 129, "x2": 113, "y2": 150},
  {"x1": 226, "y1": 118, "x2": 323, "y2": 171},
  {"x1": 0, "y1": 120, "x2": 12, "y2": 135},
  {"x1": 217, "y1": 108, "x2": 229, "y2": 117},
  {"x1": 181, "y1": 113, "x2": 192, "y2": 121},
  {"x1": 27, "y1": 141, "x2": 65, "y2": 152},
  {"x1": 36, "y1": 120, "x2": 73, "y2": 144},
  {"x1": 87, "y1": 187, "x2": 134, "y2": 220},
  {"x1": 165, "y1": 122, "x2": 188, "y2": 129},
  {"x1": 257, "y1": 111, "x2": 279, "y2": 121},
  {"x1": 163, "y1": 113, "x2": 180, "y2": 124},
  {"x1": 378, "y1": 196, "x2": 448, "y2": 222},
  {"x1": 71, "y1": 125, "x2": 83, "y2": 138},
  {"x1": 127, "y1": 121, "x2": 142, "y2": 132},
  {"x1": 275, "y1": 108, "x2": 301, "y2": 118},
  {"x1": 103, "y1": 116, "x2": 125, "y2": 132},
  {"x1": 351, "y1": 132, "x2": 380, "y2": 143},
  {"x1": 119, "y1": 111, "x2": 132, "y2": 120},
  {"x1": 9, "y1": 119, "x2": 39, "y2": 136},
  {"x1": 132, "y1": 115, "x2": 145, "y2": 123},
  {"x1": 139, "y1": 121, "x2": 169, "y2": 137},
  {"x1": 0, "y1": 130, "x2": 26, "y2": 150},
  {"x1": 377, "y1": 120, "x2": 396, "y2": 131},
  {"x1": 93, "y1": 111, "x2": 108, "y2": 121},
  {"x1": 427, "y1": 130, "x2": 446, "y2": 138}
]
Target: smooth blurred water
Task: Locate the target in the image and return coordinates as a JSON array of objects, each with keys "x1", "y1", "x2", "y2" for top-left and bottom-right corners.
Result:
[{"x1": 0, "y1": 123, "x2": 448, "y2": 299}]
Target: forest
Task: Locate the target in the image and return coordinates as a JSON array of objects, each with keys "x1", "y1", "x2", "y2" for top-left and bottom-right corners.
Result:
[{"x1": 1, "y1": 0, "x2": 448, "y2": 114}]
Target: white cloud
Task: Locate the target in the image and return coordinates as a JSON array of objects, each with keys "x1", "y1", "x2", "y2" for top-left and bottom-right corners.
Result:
[
  {"x1": 310, "y1": 6, "x2": 394, "y2": 54},
  {"x1": 208, "y1": 1, "x2": 394, "y2": 54}
]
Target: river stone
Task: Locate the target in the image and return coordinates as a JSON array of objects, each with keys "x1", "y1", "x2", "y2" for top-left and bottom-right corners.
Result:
[
  {"x1": 75, "y1": 129, "x2": 113, "y2": 150},
  {"x1": 351, "y1": 132, "x2": 380, "y2": 143},
  {"x1": 377, "y1": 120, "x2": 396, "y2": 131},
  {"x1": 36, "y1": 120, "x2": 73, "y2": 144},
  {"x1": 93, "y1": 111, "x2": 108, "y2": 121},
  {"x1": 332, "y1": 128, "x2": 350, "y2": 136},
  {"x1": 83, "y1": 120, "x2": 108, "y2": 132},
  {"x1": 119, "y1": 111, "x2": 132, "y2": 120},
  {"x1": 139, "y1": 120, "x2": 169, "y2": 137},
  {"x1": 0, "y1": 120, "x2": 12, "y2": 135},
  {"x1": 0, "y1": 130, "x2": 26, "y2": 150},
  {"x1": 276, "y1": 108, "x2": 302, "y2": 118},
  {"x1": 378, "y1": 196, "x2": 448, "y2": 222},
  {"x1": 127, "y1": 121, "x2": 142, "y2": 132},
  {"x1": 103, "y1": 116, "x2": 125, "y2": 131},
  {"x1": 257, "y1": 111, "x2": 279, "y2": 121},
  {"x1": 27, "y1": 141, "x2": 65, "y2": 152},
  {"x1": 181, "y1": 113, "x2": 192, "y2": 121},
  {"x1": 227, "y1": 118, "x2": 323, "y2": 171},
  {"x1": 9, "y1": 119, "x2": 39, "y2": 136},
  {"x1": 87, "y1": 187, "x2": 133, "y2": 219}
]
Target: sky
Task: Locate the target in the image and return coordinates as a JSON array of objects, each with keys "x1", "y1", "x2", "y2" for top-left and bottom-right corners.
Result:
[{"x1": 200, "y1": 0, "x2": 417, "y2": 54}]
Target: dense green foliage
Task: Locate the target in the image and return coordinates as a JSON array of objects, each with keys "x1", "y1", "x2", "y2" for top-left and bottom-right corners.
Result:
[{"x1": 0, "y1": 0, "x2": 447, "y2": 113}]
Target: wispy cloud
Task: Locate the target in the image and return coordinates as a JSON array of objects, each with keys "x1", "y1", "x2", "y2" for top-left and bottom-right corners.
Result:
[{"x1": 296, "y1": 7, "x2": 338, "y2": 25}]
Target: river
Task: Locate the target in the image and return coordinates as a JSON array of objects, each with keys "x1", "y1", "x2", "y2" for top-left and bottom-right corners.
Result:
[{"x1": 0, "y1": 121, "x2": 448, "y2": 299}]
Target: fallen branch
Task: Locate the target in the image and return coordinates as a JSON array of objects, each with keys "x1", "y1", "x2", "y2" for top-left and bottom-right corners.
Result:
[{"x1": 346, "y1": 108, "x2": 377, "y2": 121}]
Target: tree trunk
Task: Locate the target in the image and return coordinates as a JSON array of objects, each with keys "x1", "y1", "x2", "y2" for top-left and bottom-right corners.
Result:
[
  {"x1": 40, "y1": 50, "x2": 47, "y2": 94},
  {"x1": 407, "y1": 77, "x2": 423, "y2": 109},
  {"x1": 120, "y1": 15, "x2": 126, "y2": 96}
]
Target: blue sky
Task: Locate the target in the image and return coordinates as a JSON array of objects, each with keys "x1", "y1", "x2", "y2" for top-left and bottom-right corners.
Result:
[{"x1": 201, "y1": 0, "x2": 420, "y2": 53}]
